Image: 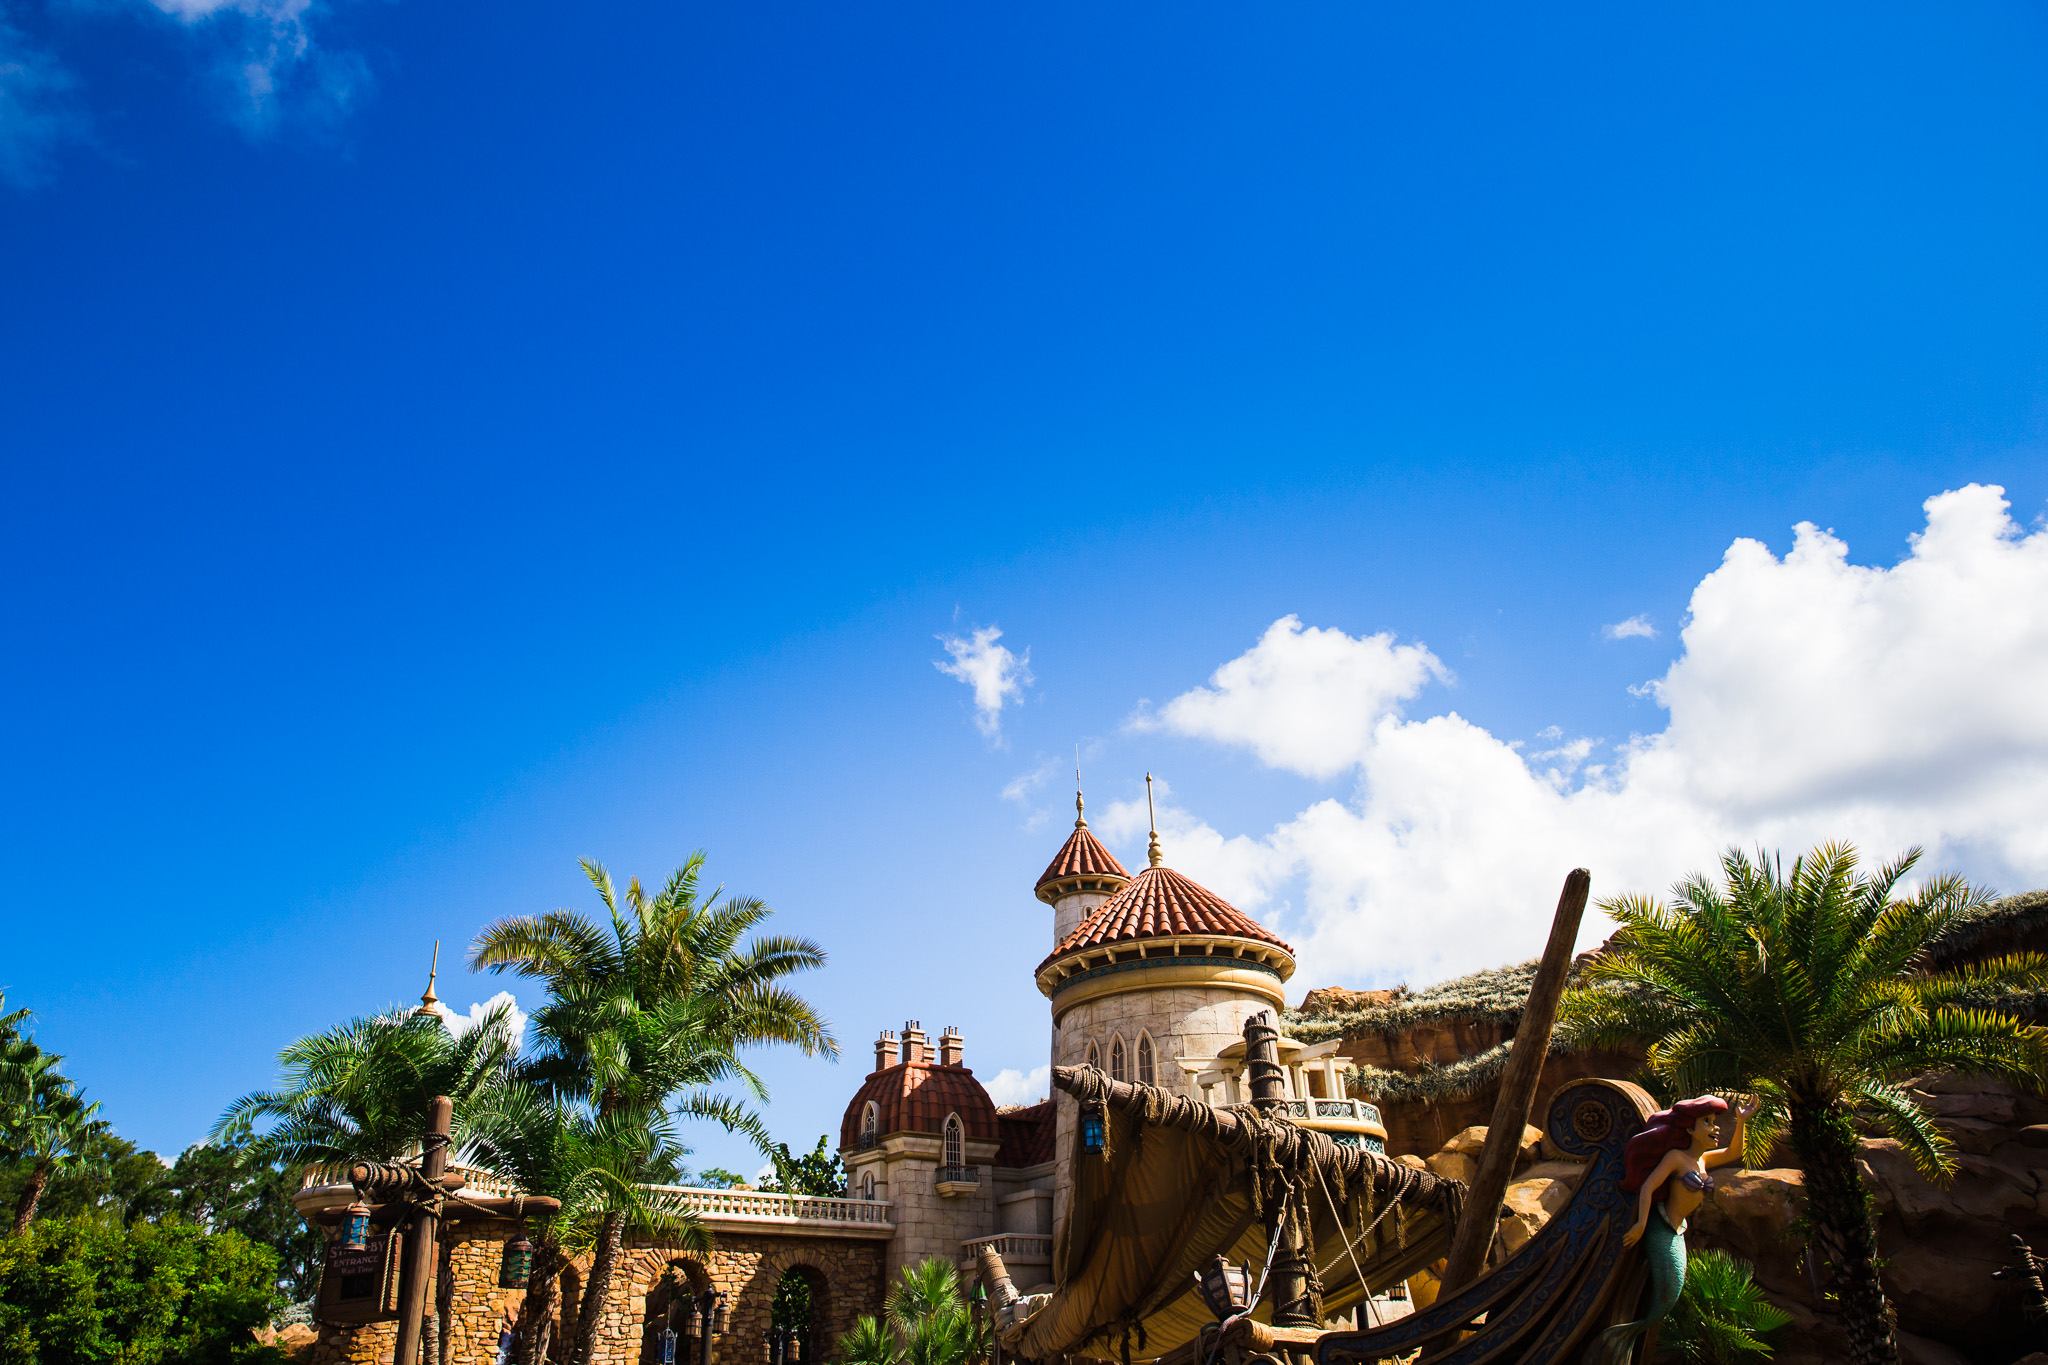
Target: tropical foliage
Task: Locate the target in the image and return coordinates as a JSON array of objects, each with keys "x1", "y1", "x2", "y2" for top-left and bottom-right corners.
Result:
[
  {"x1": 1560, "y1": 843, "x2": 2048, "y2": 1365},
  {"x1": 0, "y1": 1217, "x2": 289, "y2": 1365},
  {"x1": 469, "y1": 853, "x2": 836, "y2": 1365},
  {"x1": 0, "y1": 994, "x2": 105, "y2": 1237},
  {"x1": 1656, "y1": 1249, "x2": 1793, "y2": 1365},
  {"x1": 840, "y1": 1257, "x2": 984, "y2": 1365},
  {"x1": 760, "y1": 1136, "x2": 845, "y2": 1197}
]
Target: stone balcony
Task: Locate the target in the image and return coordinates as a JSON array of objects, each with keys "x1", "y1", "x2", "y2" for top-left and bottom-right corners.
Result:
[
  {"x1": 295, "y1": 1164, "x2": 895, "y2": 1240},
  {"x1": 960, "y1": 1232, "x2": 1053, "y2": 1284}
]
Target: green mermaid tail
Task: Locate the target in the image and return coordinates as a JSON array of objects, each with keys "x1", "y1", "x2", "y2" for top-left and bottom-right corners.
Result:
[{"x1": 1583, "y1": 1205, "x2": 1686, "y2": 1365}]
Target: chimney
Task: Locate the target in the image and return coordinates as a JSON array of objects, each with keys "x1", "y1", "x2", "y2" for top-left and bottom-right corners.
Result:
[
  {"x1": 938, "y1": 1026, "x2": 964, "y2": 1068},
  {"x1": 901, "y1": 1020, "x2": 927, "y2": 1067},
  {"x1": 873, "y1": 1029, "x2": 898, "y2": 1073}
]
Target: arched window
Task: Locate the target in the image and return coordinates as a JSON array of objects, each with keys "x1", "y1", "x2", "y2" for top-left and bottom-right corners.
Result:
[
  {"x1": 1109, "y1": 1036, "x2": 1127, "y2": 1083},
  {"x1": 860, "y1": 1101, "x2": 879, "y2": 1147},
  {"x1": 861, "y1": 1170, "x2": 876, "y2": 1201},
  {"x1": 943, "y1": 1114, "x2": 964, "y2": 1170},
  {"x1": 1086, "y1": 1040, "x2": 1101, "y2": 1070},
  {"x1": 1137, "y1": 1033, "x2": 1156, "y2": 1086}
]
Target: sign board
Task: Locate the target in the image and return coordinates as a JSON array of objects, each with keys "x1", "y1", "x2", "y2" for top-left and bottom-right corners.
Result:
[{"x1": 317, "y1": 1229, "x2": 405, "y2": 1324}]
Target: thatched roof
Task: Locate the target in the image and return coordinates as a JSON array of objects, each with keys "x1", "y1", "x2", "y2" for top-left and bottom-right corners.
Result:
[
  {"x1": 1930, "y1": 888, "x2": 2048, "y2": 969},
  {"x1": 1283, "y1": 961, "x2": 1547, "y2": 1044}
]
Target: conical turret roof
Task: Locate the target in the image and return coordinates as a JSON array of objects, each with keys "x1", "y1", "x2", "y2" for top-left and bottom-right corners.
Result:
[
  {"x1": 1038, "y1": 861, "x2": 1292, "y2": 969},
  {"x1": 1033, "y1": 792, "x2": 1133, "y2": 905}
]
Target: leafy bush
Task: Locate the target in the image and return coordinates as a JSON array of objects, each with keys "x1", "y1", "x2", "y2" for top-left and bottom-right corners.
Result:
[
  {"x1": 0, "y1": 1217, "x2": 289, "y2": 1365},
  {"x1": 1657, "y1": 1249, "x2": 1793, "y2": 1365}
]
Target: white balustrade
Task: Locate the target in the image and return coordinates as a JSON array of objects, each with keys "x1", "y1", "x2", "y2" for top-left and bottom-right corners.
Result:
[{"x1": 960, "y1": 1234, "x2": 1053, "y2": 1260}]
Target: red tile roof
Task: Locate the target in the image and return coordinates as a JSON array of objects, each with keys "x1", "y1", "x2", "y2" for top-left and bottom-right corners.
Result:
[
  {"x1": 995, "y1": 1100, "x2": 1056, "y2": 1168},
  {"x1": 1034, "y1": 824, "x2": 1131, "y2": 896},
  {"x1": 1038, "y1": 863, "x2": 1293, "y2": 968},
  {"x1": 839, "y1": 1060, "x2": 1000, "y2": 1149}
]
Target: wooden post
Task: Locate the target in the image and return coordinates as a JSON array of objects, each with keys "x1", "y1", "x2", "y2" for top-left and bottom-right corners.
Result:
[
  {"x1": 1436, "y1": 869, "x2": 1591, "y2": 1297},
  {"x1": 395, "y1": 1095, "x2": 454, "y2": 1365},
  {"x1": 1244, "y1": 1011, "x2": 1318, "y2": 1330}
]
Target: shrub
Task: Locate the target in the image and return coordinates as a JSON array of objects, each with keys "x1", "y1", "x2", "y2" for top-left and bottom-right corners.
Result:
[
  {"x1": 0, "y1": 1217, "x2": 289, "y2": 1365},
  {"x1": 1657, "y1": 1249, "x2": 1793, "y2": 1365}
]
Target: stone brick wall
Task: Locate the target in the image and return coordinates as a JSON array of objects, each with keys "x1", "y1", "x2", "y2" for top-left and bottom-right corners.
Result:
[{"x1": 307, "y1": 1225, "x2": 885, "y2": 1365}]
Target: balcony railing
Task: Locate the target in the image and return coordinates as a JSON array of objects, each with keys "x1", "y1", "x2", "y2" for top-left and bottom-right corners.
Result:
[
  {"x1": 644, "y1": 1185, "x2": 895, "y2": 1227},
  {"x1": 962, "y1": 1233, "x2": 1052, "y2": 1261},
  {"x1": 935, "y1": 1166, "x2": 979, "y2": 1186}
]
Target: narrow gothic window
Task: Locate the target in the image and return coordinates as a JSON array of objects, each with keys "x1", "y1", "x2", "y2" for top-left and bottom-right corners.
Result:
[
  {"x1": 1137, "y1": 1034, "x2": 1155, "y2": 1085},
  {"x1": 1086, "y1": 1040, "x2": 1101, "y2": 1069},
  {"x1": 862, "y1": 1171, "x2": 876, "y2": 1201},
  {"x1": 944, "y1": 1114, "x2": 964, "y2": 1169},
  {"x1": 1110, "y1": 1037, "x2": 1127, "y2": 1083},
  {"x1": 861, "y1": 1102, "x2": 878, "y2": 1144}
]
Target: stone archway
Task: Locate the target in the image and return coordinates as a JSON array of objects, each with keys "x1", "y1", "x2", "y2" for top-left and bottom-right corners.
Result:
[
  {"x1": 640, "y1": 1258, "x2": 713, "y2": 1365},
  {"x1": 736, "y1": 1248, "x2": 837, "y2": 1365}
]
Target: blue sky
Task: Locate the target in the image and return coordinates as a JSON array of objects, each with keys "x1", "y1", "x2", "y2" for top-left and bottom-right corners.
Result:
[{"x1": 5, "y1": 1, "x2": 2048, "y2": 1179}]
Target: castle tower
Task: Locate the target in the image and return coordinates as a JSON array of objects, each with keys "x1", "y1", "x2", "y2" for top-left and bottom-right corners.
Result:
[
  {"x1": 1035, "y1": 776, "x2": 1296, "y2": 1233},
  {"x1": 1033, "y1": 788, "x2": 1133, "y2": 947}
]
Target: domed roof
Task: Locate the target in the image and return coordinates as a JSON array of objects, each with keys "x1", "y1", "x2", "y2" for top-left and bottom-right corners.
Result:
[
  {"x1": 839, "y1": 1044, "x2": 1000, "y2": 1150},
  {"x1": 1034, "y1": 795, "x2": 1132, "y2": 904},
  {"x1": 1038, "y1": 862, "x2": 1293, "y2": 969}
]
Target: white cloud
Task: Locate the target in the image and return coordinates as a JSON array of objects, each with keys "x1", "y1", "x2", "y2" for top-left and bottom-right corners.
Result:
[
  {"x1": 1001, "y1": 757, "x2": 1062, "y2": 832},
  {"x1": 1133, "y1": 615, "x2": 1447, "y2": 780},
  {"x1": 935, "y1": 625, "x2": 1033, "y2": 743},
  {"x1": 985, "y1": 1064, "x2": 1051, "y2": 1108},
  {"x1": 430, "y1": 990, "x2": 529, "y2": 1048},
  {"x1": 1142, "y1": 485, "x2": 2048, "y2": 990},
  {"x1": 0, "y1": 14, "x2": 85, "y2": 189},
  {"x1": 1602, "y1": 614, "x2": 1658, "y2": 640},
  {"x1": 142, "y1": 0, "x2": 368, "y2": 134}
]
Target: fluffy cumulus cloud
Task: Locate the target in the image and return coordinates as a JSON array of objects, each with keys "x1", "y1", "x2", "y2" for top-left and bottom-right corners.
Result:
[
  {"x1": 429, "y1": 990, "x2": 529, "y2": 1047},
  {"x1": 935, "y1": 625, "x2": 1033, "y2": 743},
  {"x1": 1127, "y1": 485, "x2": 2048, "y2": 990},
  {"x1": 1135, "y1": 616, "x2": 1446, "y2": 780},
  {"x1": 985, "y1": 1063, "x2": 1051, "y2": 1109}
]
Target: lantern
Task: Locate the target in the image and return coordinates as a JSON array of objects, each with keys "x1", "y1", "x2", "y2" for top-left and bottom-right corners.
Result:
[
  {"x1": 499, "y1": 1233, "x2": 533, "y2": 1289},
  {"x1": 1193, "y1": 1255, "x2": 1252, "y2": 1321},
  {"x1": 712, "y1": 1298, "x2": 730, "y2": 1336},
  {"x1": 660, "y1": 1328, "x2": 679, "y2": 1365},
  {"x1": 1080, "y1": 1101, "x2": 1107, "y2": 1155},
  {"x1": 340, "y1": 1199, "x2": 372, "y2": 1253}
]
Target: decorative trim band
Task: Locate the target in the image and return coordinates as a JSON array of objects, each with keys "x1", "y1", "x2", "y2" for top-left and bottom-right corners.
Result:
[{"x1": 1049, "y1": 954, "x2": 1284, "y2": 998}]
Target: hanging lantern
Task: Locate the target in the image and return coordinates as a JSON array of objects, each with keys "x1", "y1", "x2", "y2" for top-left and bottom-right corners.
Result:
[
  {"x1": 683, "y1": 1304, "x2": 702, "y2": 1340},
  {"x1": 499, "y1": 1233, "x2": 533, "y2": 1289},
  {"x1": 1080, "y1": 1101, "x2": 1107, "y2": 1155},
  {"x1": 340, "y1": 1199, "x2": 372, "y2": 1252},
  {"x1": 712, "y1": 1296, "x2": 730, "y2": 1336},
  {"x1": 1193, "y1": 1255, "x2": 1251, "y2": 1321},
  {"x1": 660, "y1": 1328, "x2": 679, "y2": 1365}
]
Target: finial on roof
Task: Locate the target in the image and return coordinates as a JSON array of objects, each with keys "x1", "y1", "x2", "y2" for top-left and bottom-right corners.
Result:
[
  {"x1": 1075, "y1": 747, "x2": 1086, "y2": 828},
  {"x1": 1145, "y1": 772, "x2": 1162, "y2": 868},
  {"x1": 415, "y1": 940, "x2": 442, "y2": 1018}
]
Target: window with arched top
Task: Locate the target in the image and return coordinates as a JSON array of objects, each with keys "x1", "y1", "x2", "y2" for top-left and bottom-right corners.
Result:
[
  {"x1": 861, "y1": 1101, "x2": 879, "y2": 1145},
  {"x1": 1137, "y1": 1033, "x2": 1156, "y2": 1085},
  {"x1": 1086, "y1": 1040, "x2": 1101, "y2": 1069},
  {"x1": 861, "y1": 1170, "x2": 876, "y2": 1201},
  {"x1": 943, "y1": 1114, "x2": 964, "y2": 1169},
  {"x1": 1109, "y1": 1036, "x2": 1127, "y2": 1083}
]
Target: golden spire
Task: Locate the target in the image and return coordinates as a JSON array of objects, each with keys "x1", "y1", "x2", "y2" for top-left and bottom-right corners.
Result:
[
  {"x1": 1075, "y1": 747, "x2": 1087, "y2": 829},
  {"x1": 415, "y1": 940, "x2": 442, "y2": 1018},
  {"x1": 1145, "y1": 772, "x2": 1163, "y2": 868}
]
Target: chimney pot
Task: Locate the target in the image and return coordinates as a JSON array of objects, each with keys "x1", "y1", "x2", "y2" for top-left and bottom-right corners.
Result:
[
  {"x1": 938, "y1": 1027, "x2": 964, "y2": 1068},
  {"x1": 873, "y1": 1029, "x2": 899, "y2": 1073},
  {"x1": 901, "y1": 1021, "x2": 928, "y2": 1066}
]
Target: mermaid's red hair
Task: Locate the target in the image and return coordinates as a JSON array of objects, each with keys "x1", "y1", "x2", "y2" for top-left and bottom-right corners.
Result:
[{"x1": 1619, "y1": 1096, "x2": 1729, "y2": 1194}]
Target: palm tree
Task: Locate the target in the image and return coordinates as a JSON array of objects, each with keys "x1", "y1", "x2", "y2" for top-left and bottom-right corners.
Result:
[
  {"x1": 840, "y1": 1258, "x2": 982, "y2": 1365},
  {"x1": 1560, "y1": 843, "x2": 2048, "y2": 1365},
  {"x1": 2, "y1": 1047, "x2": 103, "y2": 1234},
  {"x1": 470, "y1": 855, "x2": 837, "y2": 1365},
  {"x1": 217, "y1": 1001, "x2": 522, "y2": 1169},
  {"x1": 467, "y1": 1086, "x2": 709, "y2": 1365}
]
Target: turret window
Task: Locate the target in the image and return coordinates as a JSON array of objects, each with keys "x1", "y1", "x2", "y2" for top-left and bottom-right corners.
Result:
[
  {"x1": 861, "y1": 1101, "x2": 879, "y2": 1147},
  {"x1": 1109, "y1": 1036, "x2": 1127, "y2": 1083},
  {"x1": 1137, "y1": 1033, "x2": 1156, "y2": 1086},
  {"x1": 943, "y1": 1113, "x2": 964, "y2": 1169},
  {"x1": 1086, "y1": 1040, "x2": 1101, "y2": 1069},
  {"x1": 862, "y1": 1171, "x2": 876, "y2": 1201}
]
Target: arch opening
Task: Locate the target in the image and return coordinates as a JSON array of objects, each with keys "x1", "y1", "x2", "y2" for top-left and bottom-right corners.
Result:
[{"x1": 640, "y1": 1260, "x2": 711, "y2": 1365}]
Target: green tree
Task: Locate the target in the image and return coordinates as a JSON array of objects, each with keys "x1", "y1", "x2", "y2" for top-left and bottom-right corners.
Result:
[
  {"x1": 1657, "y1": 1249, "x2": 1793, "y2": 1365},
  {"x1": 164, "y1": 1118, "x2": 326, "y2": 1299},
  {"x1": 1561, "y1": 844, "x2": 2048, "y2": 1365},
  {"x1": 1, "y1": 1048, "x2": 103, "y2": 1235},
  {"x1": 839, "y1": 1258, "x2": 981, "y2": 1365},
  {"x1": 470, "y1": 855, "x2": 837, "y2": 1365},
  {"x1": 0, "y1": 1217, "x2": 289, "y2": 1365},
  {"x1": 760, "y1": 1136, "x2": 844, "y2": 1197},
  {"x1": 217, "y1": 1001, "x2": 521, "y2": 1170},
  {"x1": 695, "y1": 1167, "x2": 748, "y2": 1189}
]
